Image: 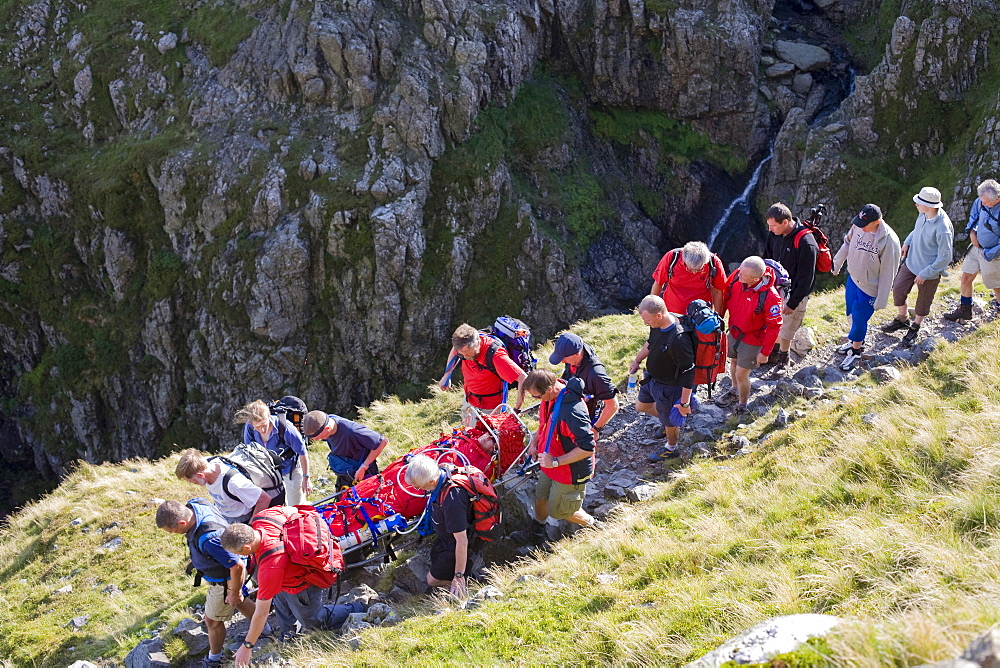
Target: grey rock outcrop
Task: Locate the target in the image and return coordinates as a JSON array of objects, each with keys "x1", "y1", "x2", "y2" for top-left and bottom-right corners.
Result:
[{"x1": 687, "y1": 614, "x2": 841, "y2": 667}]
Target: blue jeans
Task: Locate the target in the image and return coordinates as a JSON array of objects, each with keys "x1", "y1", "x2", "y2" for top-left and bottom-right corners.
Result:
[
  {"x1": 272, "y1": 586, "x2": 365, "y2": 633},
  {"x1": 845, "y1": 276, "x2": 876, "y2": 343}
]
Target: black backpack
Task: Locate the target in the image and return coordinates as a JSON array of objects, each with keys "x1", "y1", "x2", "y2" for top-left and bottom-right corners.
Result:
[{"x1": 268, "y1": 395, "x2": 307, "y2": 436}]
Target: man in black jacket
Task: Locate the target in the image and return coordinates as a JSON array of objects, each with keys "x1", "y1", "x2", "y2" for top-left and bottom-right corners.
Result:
[
  {"x1": 629, "y1": 295, "x2": 696, "y2": 460},
  {"x1": 763, "y1": 202, "x2": 818, "y2": 370},
  {"x1": 549, "y1": 332, "x2": 619, "y2": 434}
]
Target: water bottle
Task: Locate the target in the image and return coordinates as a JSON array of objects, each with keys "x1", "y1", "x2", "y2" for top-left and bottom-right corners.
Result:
[
  {"x1": 337, "y1": 513, "x2": 409, "y2": 550},
  {"x1": 626, "y1": 373, "x2": 637, "y2": 398}
]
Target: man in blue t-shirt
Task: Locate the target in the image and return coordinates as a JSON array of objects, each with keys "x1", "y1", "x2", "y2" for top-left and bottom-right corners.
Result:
[
  {"x1": 301, "y1": 410, "x2": 389, "y2": 489},
  {"x1": 157, "y1": 499, "x2": 261, "y2": 668}
]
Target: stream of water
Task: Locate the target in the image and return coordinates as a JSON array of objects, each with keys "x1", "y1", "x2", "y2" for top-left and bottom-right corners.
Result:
[{"x1": 705, "y1": 145, "x2": 774, "y2": 254}]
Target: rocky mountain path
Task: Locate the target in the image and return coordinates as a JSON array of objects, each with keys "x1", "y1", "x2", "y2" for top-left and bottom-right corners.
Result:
[{"x1": 574, "y1": 295, "x2": 996, "y2": 529}]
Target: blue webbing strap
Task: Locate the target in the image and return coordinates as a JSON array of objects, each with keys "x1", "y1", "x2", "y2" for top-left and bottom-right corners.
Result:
[
  {"x1": 416, "y1": 472, "x2": 447, "y2": 537},
  {"x1": 541, "y1": 388, "x2": 567, "y2": 455},
  {"x1": 441, "y1": 354, "x2": 460, "y2": 387}
]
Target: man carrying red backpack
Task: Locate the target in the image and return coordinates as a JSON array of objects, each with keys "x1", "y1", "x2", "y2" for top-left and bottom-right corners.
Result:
[
  {"x1": 404, "y1": 454, "x2": 501, "y2": 598},
  {"x1": 221, "y1": 506, "x2": 359, "y2": 667},
  {"x1": 763, "y1": 202, "x2": 819, "y2": 370}
]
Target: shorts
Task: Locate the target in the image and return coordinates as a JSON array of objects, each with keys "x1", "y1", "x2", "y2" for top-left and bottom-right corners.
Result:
[
  {"x1": 205, "y1": 582, "x2": 236, "y2": 622},
  {"x1": 961, "y1": 245, "x2": 1000, "y2": 289},
  {"x1": 892, "y1": 263, "x2": 940, "y2": 316},
  {"x1": 535, "y1": 474, "x2": 587, "y2": 520},
  {"x1": 726, "y1": 333, "x2": 763, "y2": 370},
  {"x1": 636, "y1": 379, "x2": 687, "y2": 428},
  {"x1": 778, "y1": 296, "x2": 809, "y2": 341},
  {"x1": 429, "y1": 540, "x2": 458, "y2": 582}
]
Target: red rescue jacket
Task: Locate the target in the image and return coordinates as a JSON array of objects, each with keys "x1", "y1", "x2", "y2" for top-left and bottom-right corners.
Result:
[{"x1": 722, "y1": 267, "x2": 783, "y2": 356}]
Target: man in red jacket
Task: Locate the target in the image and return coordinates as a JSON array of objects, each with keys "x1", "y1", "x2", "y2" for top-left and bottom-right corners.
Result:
[
  {"x1": 650, "y1": 240, "x2": 727, "y2": 314},
  {"x1": 221, "y1": 507, "x2": 359, "y2": 666},
  {"x1": 719, "y1": 256, "x2": 782, "y2": 416},
  {"x1": 439, "y1": 323, "x2": 526, "y2": 424},
  {"x1": 511, "y1": 370, "x2": 596, "y2": 547}
]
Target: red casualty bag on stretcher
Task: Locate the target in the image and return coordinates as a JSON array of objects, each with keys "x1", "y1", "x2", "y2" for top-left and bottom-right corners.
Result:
[{"x1": 317, "y1": 412, "x2": 527, "y2": 542}]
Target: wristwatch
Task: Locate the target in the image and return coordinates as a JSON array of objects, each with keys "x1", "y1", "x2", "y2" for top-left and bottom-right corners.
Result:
[
  {"x1": 453, "y1": 571, "x2": 465, "y2": 578},
  {"x1": 242, "y1": 640, "x2": 254, "y2": 649},
  {"x1": 551, "y1": 457, "x2": 560, "y2": 467},
  {"x1": 679, "y1": 402, "x2": 690, "y2": 408}
]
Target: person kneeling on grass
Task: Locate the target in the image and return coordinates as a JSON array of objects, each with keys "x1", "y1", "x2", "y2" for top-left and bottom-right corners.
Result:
[
  {"x1": 628, "y1": 295, "x2": 697, "y2": 460},
  {"x1": 221, "y1": 508, "x2": 363, "y2": 667},
  {"x1": 511, "y1": 369, "x2": 597, "y2": 547},
  {"x1": 156, "y1": 499, "x2": 262, "y2": 668}
]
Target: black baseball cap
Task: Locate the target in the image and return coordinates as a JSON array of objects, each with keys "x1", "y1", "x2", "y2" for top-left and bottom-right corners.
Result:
[{"x1": 851, "y1": 203, "x2": 882, "y2": 228}]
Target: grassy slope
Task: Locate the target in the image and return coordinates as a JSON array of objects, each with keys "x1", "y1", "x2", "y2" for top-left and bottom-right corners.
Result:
[{"x1": 2, "y1": 271, "x2": 999, "y2": 666}]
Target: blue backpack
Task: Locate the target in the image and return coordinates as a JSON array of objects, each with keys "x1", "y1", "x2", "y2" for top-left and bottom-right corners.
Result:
[{"x1": 484, "y1": 315, "x2": 536, "y2": 374}]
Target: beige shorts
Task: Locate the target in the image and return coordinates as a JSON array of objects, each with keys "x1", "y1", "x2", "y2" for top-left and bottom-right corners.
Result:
[
  {"x1": 205, "y1": 582, "x2": 236, "y2": 622},
  {"x1": 778, "y1": 296, "x2": 809, "y2": 341},
  {"x1": 535, "y1": 475, "x2": 587, "y2": 520},
  {"x1": 962, "y1": 246, "x2": 1000, "y2": 289}
]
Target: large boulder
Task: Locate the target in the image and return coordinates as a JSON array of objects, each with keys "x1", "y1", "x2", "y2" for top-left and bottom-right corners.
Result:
[{"x1": 773, "y1": 40, "x2": 832, "y2": 72}]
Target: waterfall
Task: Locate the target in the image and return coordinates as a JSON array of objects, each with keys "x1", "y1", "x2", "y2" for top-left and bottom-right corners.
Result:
[{"x1": 705, "y1": 146, "x2": 775, "y2": 251}]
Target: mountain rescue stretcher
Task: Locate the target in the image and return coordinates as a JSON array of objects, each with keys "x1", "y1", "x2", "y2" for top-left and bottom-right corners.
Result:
[{"x1": 312, "y1": 406, "x2": 534, "y2": 568}]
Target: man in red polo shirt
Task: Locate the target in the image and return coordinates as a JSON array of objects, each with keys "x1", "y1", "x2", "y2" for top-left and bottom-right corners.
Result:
[
  {"x1": 439, "y1": 323, "x2": 526, "y2": 422},
  {"x1": 650, "y1": 240, "x2": 727, "y2": 314},
  {"x1": 511, "y1": 369, "x2": 596, "y2": 547},
  {"x1": 221, "y1": 507, "x2": 360, "y2": 666}
]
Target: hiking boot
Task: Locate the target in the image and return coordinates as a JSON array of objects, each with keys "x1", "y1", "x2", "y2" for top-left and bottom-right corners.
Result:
[
  {"x1": 900, "y1": 324, "x2": 920, "y2": 347},
  {"x1": 881, "y1": 317, "x2": 910, "y2": 333},
  {"x1": 733, "y1": 405, "x2": 751, "y2": 418},
  {"x1": 202, "y1": 657, "x2": 223, "y2": 668},
  {"x1": 648, "y1": 445, "x2": 679, "y2": 462},
  {"x1": 714, "y1": 389, "x2": 737, "y2": 406},
  {"x1": 766, "y1": 349, "x2": 782, "y2": 364},
  {"x1": 840, "y1": 348, "x2": 862, "y2": 371},
  {"x1": 770, "y1": 350, "x2": 789, "y2": 367},
  {"x1": 510, "y1": 519, "x2": 548, "y2": 546},
  {"x1": 943, "y1": 302, "x2": 973, "y2": 321}
]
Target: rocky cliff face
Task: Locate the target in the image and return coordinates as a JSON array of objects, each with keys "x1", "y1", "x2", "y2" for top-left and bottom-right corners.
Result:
[
  {"x1": 0, "y1": 0, "x2": 773, "y2": 502},
  {"x1": 0, "y1": 0, "x2": 994, "y2": 508},
  {"x1": 760, "y1": 0, "x2": 999, "y2": 241}
]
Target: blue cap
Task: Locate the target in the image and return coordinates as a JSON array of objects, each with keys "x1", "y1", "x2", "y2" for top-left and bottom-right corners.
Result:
[{"x1": 549, "y1": 332, "x2": 584, "y2": 365}]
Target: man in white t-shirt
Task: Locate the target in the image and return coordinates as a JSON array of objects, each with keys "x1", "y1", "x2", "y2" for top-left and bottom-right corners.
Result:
[{"x1": 175, "y1": 448, "x2": 276, "y2": 523}]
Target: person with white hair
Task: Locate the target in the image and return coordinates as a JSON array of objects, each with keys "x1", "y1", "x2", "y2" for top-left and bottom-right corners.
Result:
[
  {"x1": 944, "y1": 179, "x2": 1000, "y2": 321},
  {"x1": 882, "y1": 186, "x2": 954, "y2": 345},
  {"x1": 650, "y1": 240, "x2": 727, "y2": 314}
]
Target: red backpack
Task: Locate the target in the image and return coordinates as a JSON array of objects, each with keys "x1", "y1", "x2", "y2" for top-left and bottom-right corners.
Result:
[
  {"x1": 254, "y1": 506, "x2": 344, "y2": 590},
  {"x1": 793, "y1": 220, "x2": 833, "y2": 273},
  {"x1": 440, "y1": 467, "x2": 502, "y2": 542}
]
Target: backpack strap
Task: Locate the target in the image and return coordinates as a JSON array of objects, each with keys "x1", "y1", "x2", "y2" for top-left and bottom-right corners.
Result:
[
  {"x1": 755, "y1": 290, "x2": 768, "y2": 315},
  {"x1": 252, "y1": 514, "x2": 288, "y2": 562},
  {"x1": 540, "y1": 388, "x2": 568, "y2": 455},
  {"x1": 666, "y1": 249, "x2": 681, "y2": 280},
  {"x1": 219, "y1": 467, "x2": 243, "y2": 504},
  {"x1": 792, "y1": 227, "x2": 811, "y2": 249},
  {"x1": 705, "y1": 254, "x2": 718, "y2": 290}
]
